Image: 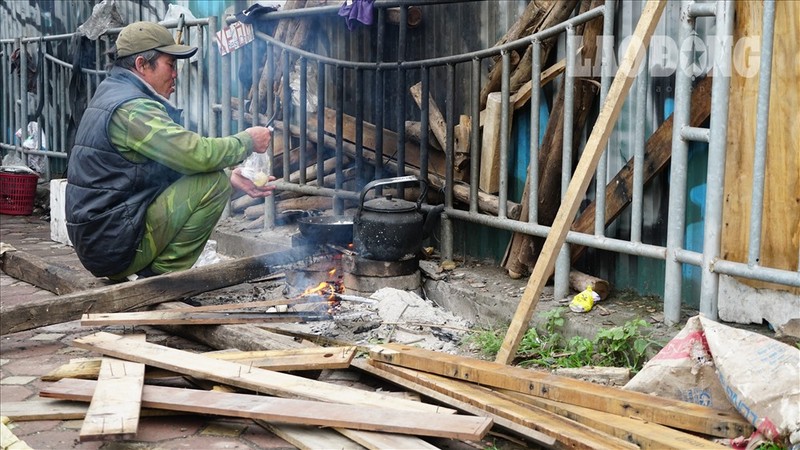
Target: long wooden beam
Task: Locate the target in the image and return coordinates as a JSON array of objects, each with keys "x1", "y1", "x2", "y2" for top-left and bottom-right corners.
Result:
[
  {"x1": 570, "y1": 75, "x2": 713, "y2": 261},
  {"x1": 42, "y1": 379, "x2": 492, "y2": 440},
  {"x1": 495, "y1": 389, "x2": 727, "y2": 450},
  {"x1": 495, "y1": 0, "x2": 668, "y2": 365},
  {"x1": 80, "y1": 310, "x2": 329, "y2": 326},
  {"x1": 351, "y1": 359, "x2": 556, "y2": 448},
  {"x1": 72, "y1": 332, "x2": 451, "y2": 414},
  {"x1": 363, "y1": 360, "x2": 628, "y2": 449},
  {"x1": 369, "y1": 344, "x2": 751, "y2": 438},
  {"x1": 0, "y1": 246, "x2": 314, "y2": 335}
]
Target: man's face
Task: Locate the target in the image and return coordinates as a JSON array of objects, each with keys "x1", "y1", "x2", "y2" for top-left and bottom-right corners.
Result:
[{"x1": 136, "y1": 53, "x2": 178, "y2": 98}]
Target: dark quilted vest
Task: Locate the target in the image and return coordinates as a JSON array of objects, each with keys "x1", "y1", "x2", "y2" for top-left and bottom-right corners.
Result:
[{"x1": 66, "y1": 67, "x2": 182, "y2": 277}]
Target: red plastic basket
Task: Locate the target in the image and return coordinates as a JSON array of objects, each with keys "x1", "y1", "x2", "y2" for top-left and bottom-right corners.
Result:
[{"x1": 0, "y1": 171, "x2": 39, "y2": 216}]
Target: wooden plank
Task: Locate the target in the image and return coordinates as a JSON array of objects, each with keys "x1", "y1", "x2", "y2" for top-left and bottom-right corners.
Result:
[
  {"x1": 79, "y1": 353, "x2": 145, "y2": 441},
  {"x1": 80, "y1": 310, "x2": 328, "y2": 326},
  {"x1": 351, "y1": 359, "x2": 557, "y2": 449},
  {"x1": 570, "y1": 75, "x2": 713, "y2": 261},
  {"x1": 495, "y1": 389, "x2": 727, "y2": 450},
  {"x1": 42, "y1": 379, "x2": 492, "y2": 440},
  {"x1": 479, "y1": 92, "x2": 507, "y2": 194},
  {"x1": 370, "y1": 344, "x2": 751, "y2": 438},
  {"x1": 72, "y1": 332, "x2": 451, "y2": 414},
  {"x1": 0, "y1": 400, "x2": 173, "y2": 422},
  {"x1": 207, "y1": 346, "x2": 356, "y2": 371},
  {"x1": 42, "y1": 347, "x2": 354, "y2": 381},
  {"x1": 335, "y1": 428, "x2": 439, "y2": 450},
  {"x1": 496, "y1": 0, "x2": 668, "y2": 365},
  {"x1": 367, "y1": 361, "x2": 635, "y2": 450},
  {"x1": 257, "y1": 421, "x2": 366, "y2": 450},
  {"x1": 0, "y1": 400, "x2": 90, "y2": 421},
  {"x1": 0, "y1": 419, "x2": 33, "y2": 450},
  {"x1": 0, "y1": 246, "x2": 314, "y2": 335},
  {"x1": 721, "y1": 0, "x2": 800, "y2": 293}
]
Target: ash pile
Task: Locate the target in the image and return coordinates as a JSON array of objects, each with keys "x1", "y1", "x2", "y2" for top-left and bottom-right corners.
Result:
[{"x1": 276, "y1": 287, "x2": 474, "y2": 354}]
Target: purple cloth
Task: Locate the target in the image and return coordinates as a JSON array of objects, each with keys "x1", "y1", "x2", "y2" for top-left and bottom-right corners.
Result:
[{"x1": 338, "y1": 0, "x2": 375, "y2": 31}]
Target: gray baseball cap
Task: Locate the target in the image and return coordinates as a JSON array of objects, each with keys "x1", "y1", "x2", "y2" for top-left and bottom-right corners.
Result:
[{"x1": 116, "y1": 21, "x2": 197, "y2": 58}]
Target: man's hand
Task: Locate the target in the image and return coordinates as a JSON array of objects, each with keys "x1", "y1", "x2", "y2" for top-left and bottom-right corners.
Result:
[
  {"x1": 231, "y1": 167, "x2": 276, "y2": 198},
  {"x1": 245, "y1": 126, "x2": 272, "y2": 153}
]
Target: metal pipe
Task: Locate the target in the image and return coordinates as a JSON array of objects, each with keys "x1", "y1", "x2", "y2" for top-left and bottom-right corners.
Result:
[
  {"x1": 556, "y1": 25, "x2": 577, "y2": 302},
  {"x1": 335, "y1": 65, "x2": 345, "y2": 214},
  {"x1": 354, "y1": 67, "x2": 364, "y2": 188},
  {"x1": 299, "y1": 57, "x2": 308, "y2": 185},
  {"x1": 445, "y1": 208, "x2": 668, "y2": 261},
  {"x1": 441, "y1": 64, "x2": 456, "y2": 261},
  {"x1": 699, "y1": 0, "x2": 735, "y2": 319},
  {"x1": 498, "y1": 50, "x2": 510, "y2": 219},
  {"x1": 631, "y1": 50, "x2": 648, "y2": 244},
  {"x1": 420, "y1": 66, "x2": 430, "y2": 185},
  {"x1": 595, "y1": 0, "x2": 616, "y2": 236},
  {"x1": 680, "y1": 125, "x2": 710, "y2": 143},
  {"x1": 663, "y1": 0, "x2": 695, "y2": 326},
  {"x1": 529, "y1": 41, "x2": 542, "y2": 224},
  {"x1": 747, "y1": 0, "x2": 776, "y2": 267},
  {"x1": 687, "y1": 2, "x2": 716, "y2": 18},
  {"x1": 469, "y1": 58, "x2": 480, "y2": 214}
]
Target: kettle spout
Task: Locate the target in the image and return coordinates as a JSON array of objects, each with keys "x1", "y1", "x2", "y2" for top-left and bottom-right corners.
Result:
[{"x1": 422, "y1": 204, "x2": 445, "y2": 239}]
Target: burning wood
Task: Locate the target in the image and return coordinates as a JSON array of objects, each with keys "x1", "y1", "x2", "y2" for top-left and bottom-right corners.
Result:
[{"x1": 298, "y1": 269, "x2": 377, "y2": 314}]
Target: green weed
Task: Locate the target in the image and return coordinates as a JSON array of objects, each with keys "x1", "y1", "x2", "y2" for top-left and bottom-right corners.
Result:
[{"x1": 464, "y1": 308, "x2": 661, "y2": 373}]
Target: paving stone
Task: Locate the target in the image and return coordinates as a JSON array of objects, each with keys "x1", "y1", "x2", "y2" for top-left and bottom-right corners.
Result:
[
  {"x1": 240, "y1": 424, "x2": 296, "y2": 449},
  {"x1": 132, "y1": 416, "x2": 204, "y2": 442},
  {"x1": 0, "y1": 385, "x2": 34, "y2": 402},
  {"x1": 1, "y1": 376, "x2": 37, "y2": 385},
  {"x1": 12, "y1": 428, "x2": 91, "y2": 450}
]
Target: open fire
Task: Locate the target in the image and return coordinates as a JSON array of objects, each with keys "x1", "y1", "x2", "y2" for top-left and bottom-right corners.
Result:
[{"x1": 297, "y1": 268, "x2": 377, "y2": 314}]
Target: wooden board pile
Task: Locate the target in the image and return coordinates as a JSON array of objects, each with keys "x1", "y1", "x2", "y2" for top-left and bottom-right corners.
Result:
[{"x1": 3, "y1": 331, "x2": 753, "y2": 449}]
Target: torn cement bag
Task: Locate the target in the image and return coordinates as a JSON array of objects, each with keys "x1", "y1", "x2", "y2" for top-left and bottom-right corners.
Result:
[
  {"x1": 626, "y1": 315, "x2": 800, "y2": 443},
  {"x1": 698, "y1": 315, "x2": 799, "y2": 443},
  {"x1": 625, "y1": 316, "x2": 738, "y2": 414}
]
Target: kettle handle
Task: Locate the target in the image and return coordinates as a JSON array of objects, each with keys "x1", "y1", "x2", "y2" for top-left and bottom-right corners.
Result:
[{"x1": 357, "y1": 175, "x2": 429, "y2": 216}]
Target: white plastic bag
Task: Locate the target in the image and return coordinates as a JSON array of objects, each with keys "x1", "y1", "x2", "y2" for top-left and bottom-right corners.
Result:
[
  {"x1": 238, "y1": 152, "x2": 270, "y2": 187},
  {"x1": 15, "y1": 121, "x2": 47, "y2": 174}
]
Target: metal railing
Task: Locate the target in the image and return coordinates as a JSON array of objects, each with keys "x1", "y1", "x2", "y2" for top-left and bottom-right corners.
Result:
[{"x1": 1, "y1": 0, "x2": 797, "y2": 324}]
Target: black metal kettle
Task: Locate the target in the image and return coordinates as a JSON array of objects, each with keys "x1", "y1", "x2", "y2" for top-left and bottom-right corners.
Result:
[{"x1": 353, "y1": 176, "x2": 437, "y2": 261}]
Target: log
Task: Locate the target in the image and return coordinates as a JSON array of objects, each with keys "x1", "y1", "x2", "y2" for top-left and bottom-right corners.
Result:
[
  {"x1": 0, "y1": 245, "x2": 105, "y2": 295},
  {"x1": 503, "y1": 0, "x2": 603, "y2": 277},
  {"x1": 480, "y1": 0, "x2": 578, "y2": 109},
  {"x1": 497, "y1": 0, "x2": 667, "y2": 364},
  {"x1": 404, "y1": 121, "x2": 442, "y2": 151},
  {"x1": 386, "y1": 6, "x2": 422, "y2": 28},
  {"x1": 245, "y1": 196, "x2": 334, "y2": 220},
  {"x1": 409, "y1": 82, "x2": 448, "y2": 153},
  {"x1": 569, "y1": 269, "x2": 610, "y2": 300},
  {"x1": 0, "y1": 246, "x2": 314, "y2": 335}
]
